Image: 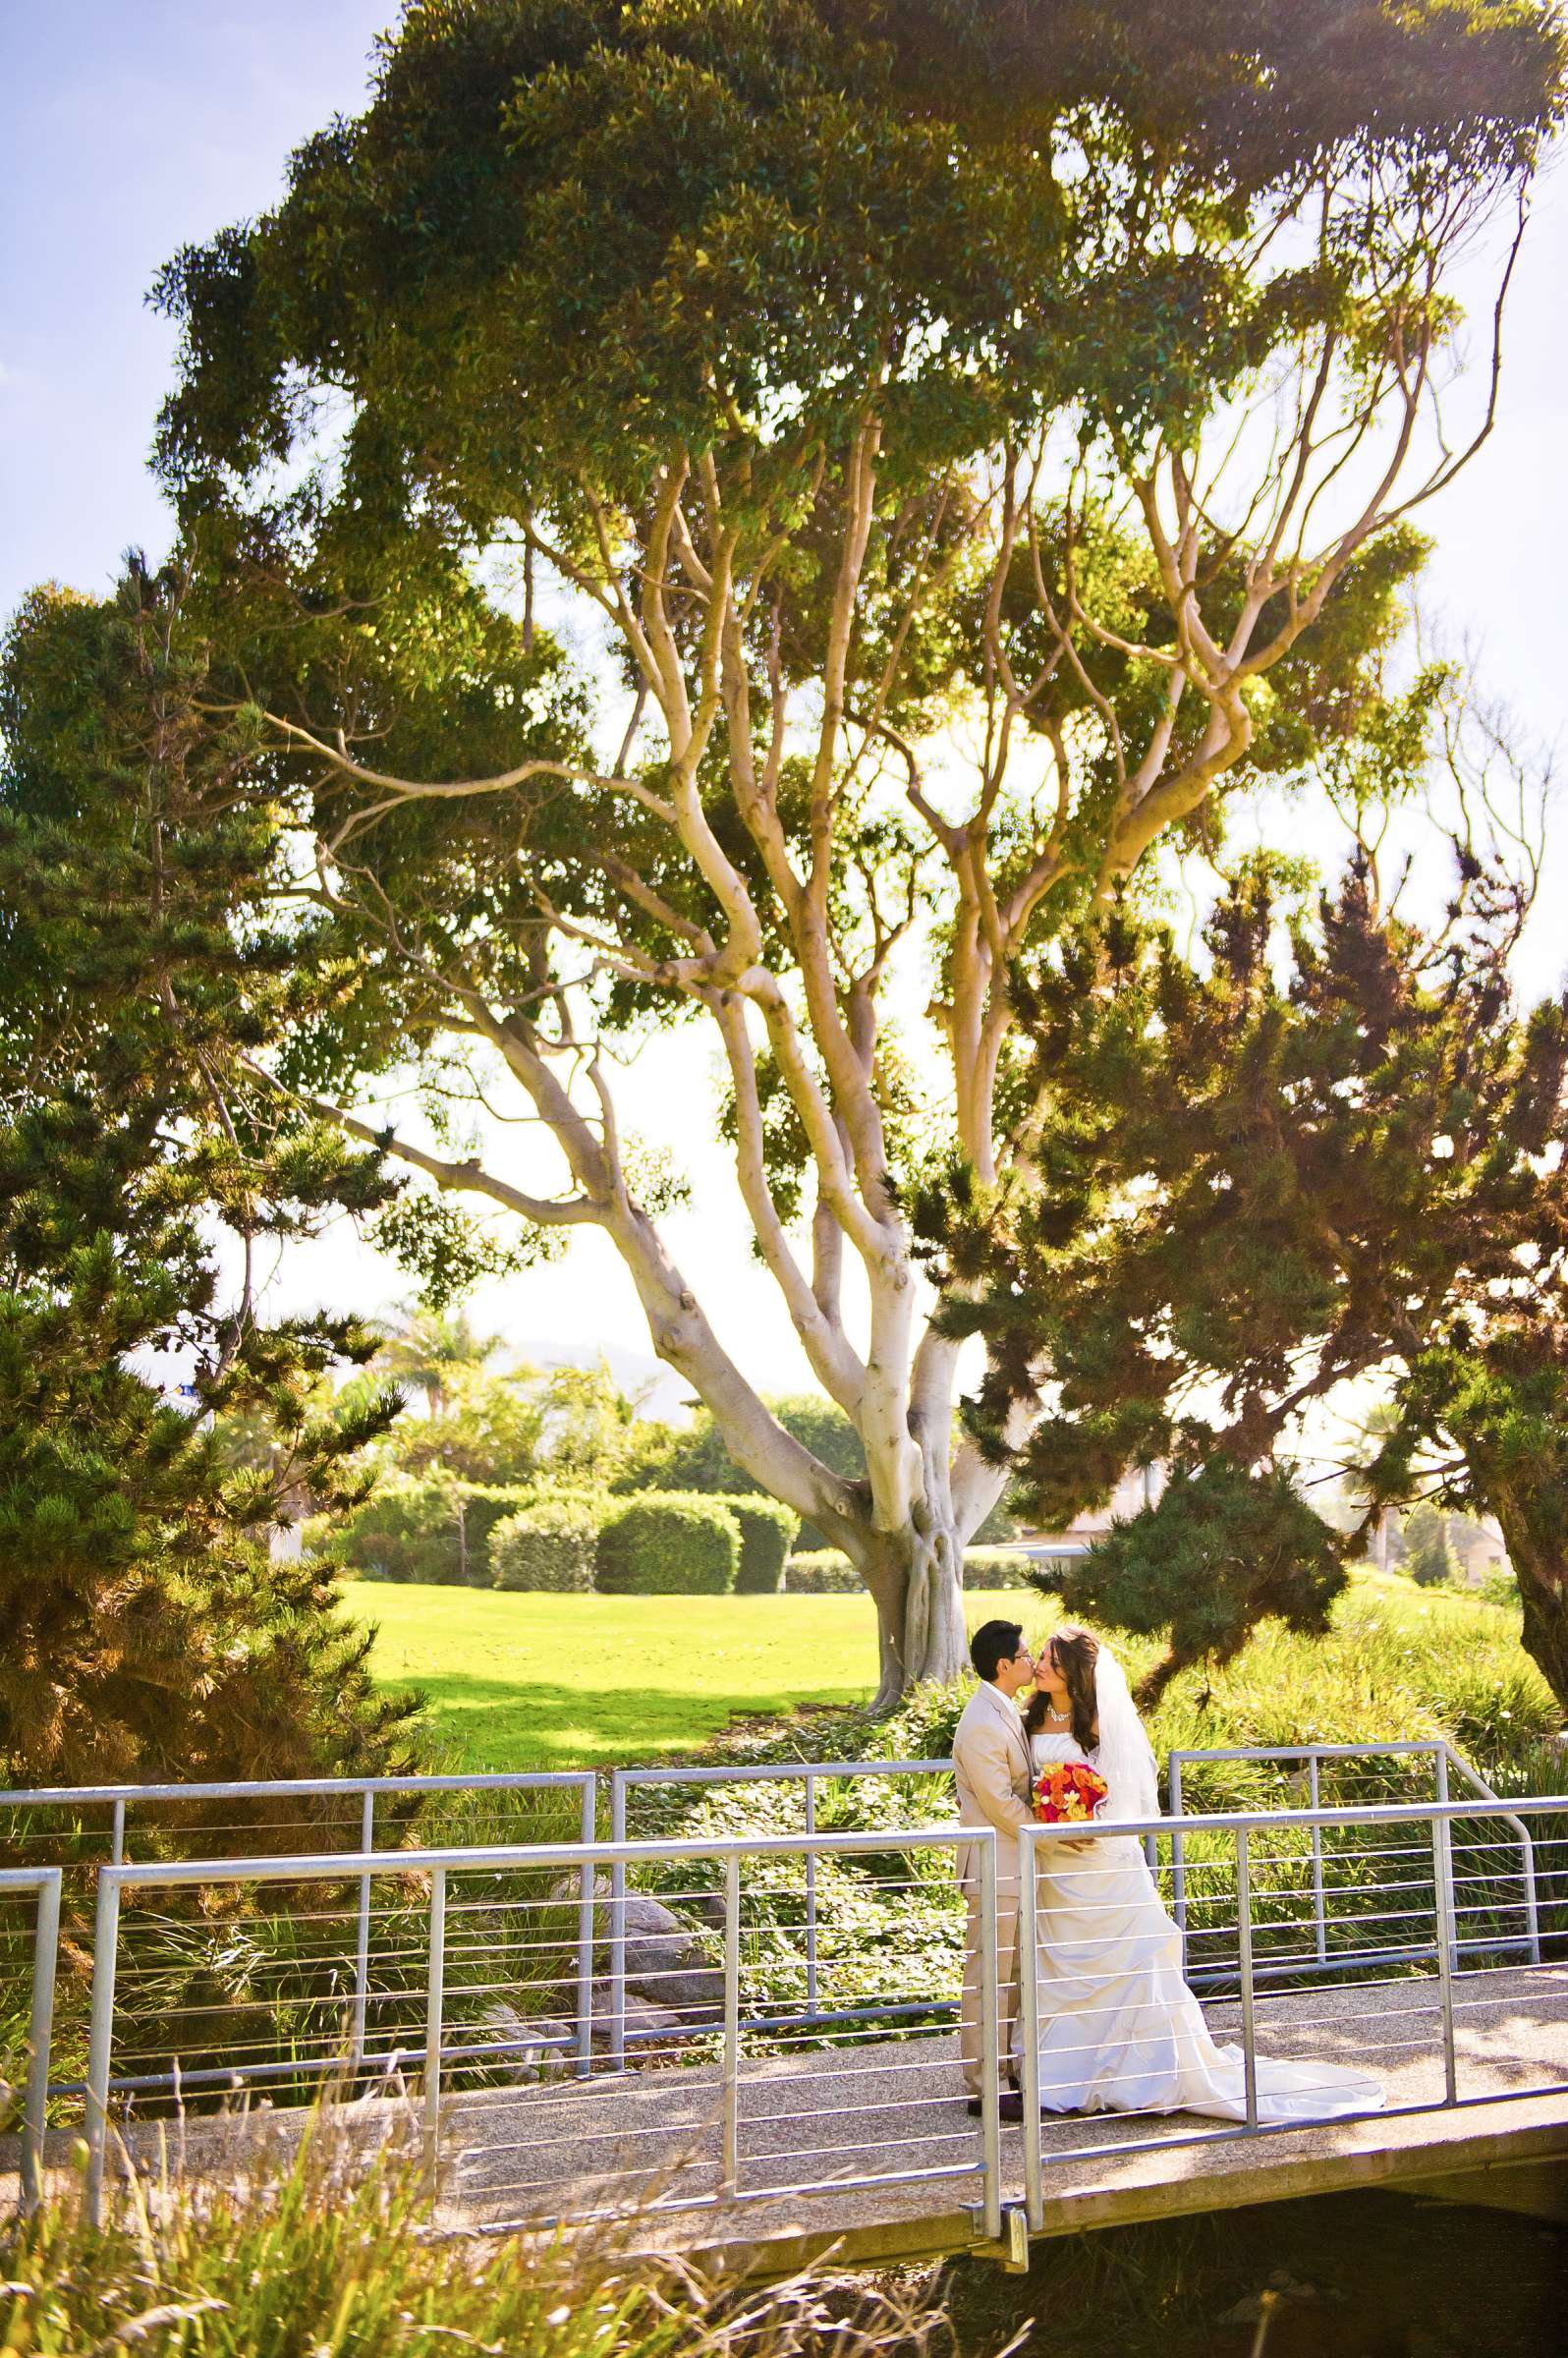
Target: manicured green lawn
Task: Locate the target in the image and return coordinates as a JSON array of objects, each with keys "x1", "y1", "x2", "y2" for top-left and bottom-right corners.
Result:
[
  {"x1": 348, "y1": 1580, "x2": 1029, "y2": 1770},
  {"x1": 350, "y1": 1568, "x2": 1541, "y2": 1775}
]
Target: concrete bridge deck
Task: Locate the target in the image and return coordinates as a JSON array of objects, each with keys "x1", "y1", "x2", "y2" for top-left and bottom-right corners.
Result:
[{"x1": 440, "y1": 1962, "x2": 1568, "y2": 2269}]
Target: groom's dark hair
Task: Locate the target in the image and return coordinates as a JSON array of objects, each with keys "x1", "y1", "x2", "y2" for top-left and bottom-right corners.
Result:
[{"x1": 971, "y1": 1620, "x2": 1024, "y2": 1683}]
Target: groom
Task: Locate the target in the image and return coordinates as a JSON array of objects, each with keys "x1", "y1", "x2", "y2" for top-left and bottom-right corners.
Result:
[{"x1": 951, "y1": 1617, "x2": 1036, "y2": 2121}]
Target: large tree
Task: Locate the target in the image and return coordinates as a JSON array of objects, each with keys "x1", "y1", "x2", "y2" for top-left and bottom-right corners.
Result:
[{"x1": 152, "y1": 0, "x2": 1565, "y2": 1698}]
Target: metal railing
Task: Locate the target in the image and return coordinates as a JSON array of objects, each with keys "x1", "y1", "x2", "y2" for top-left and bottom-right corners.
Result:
[
  {"x1": 1011, "y1": 1790, "x2": 1568, "y2": 2235},
  {"x1": 0, "y1": 1769, "x2": 598, "y2": 1873},
  {"x1": 60, "y1": 1787, "x2": 1568, "y2": 2242},
  {"x1": 1, "y1": 1770, "x2": 597, "y2": 2091},
  {"x1": 67, "y1": 1792, "x2": 1565, "y2": 2235},
  {"x1": 8, "y1": 1740, "x2": 1562, "y2": 2239},
  {"x1": 78, "y1": 1825, "x2": 1004, "y2": 2237},
  {"x1": 0, "y1": 1866, "x2": 62, "y2": 2215},
  {"x1": 1165, "y1": 1741, "x2": 1540, "y2": 1982},
  {"x1": 607, "y1": 1759, "x2": 951, "y2": 2054}
]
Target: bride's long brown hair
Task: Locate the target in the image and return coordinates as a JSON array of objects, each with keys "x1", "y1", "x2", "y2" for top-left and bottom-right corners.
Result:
[{"x1": 1024, "y1": 1624, "x2": 1100, "y2": 1753}]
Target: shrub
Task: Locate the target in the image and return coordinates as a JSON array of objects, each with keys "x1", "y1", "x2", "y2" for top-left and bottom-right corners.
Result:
[
  {"x1": 339, "y1": 1478, "x2": 532, "y2": 1586},
  {"x1": 717, "y1": 1494, "x2": 799, "y2": 1593},
  {"x1": 964, "y1": 1547, "x2": 1035, "y2": 1588},
  {"x1": 595, "y1": 1493, "x2": 740, "y2": 1595},
  {"x1": 490, "y1": 1496, "x2": 600, "y2": 1593},
  {"x1": 785, "y1": 1550, "x2": 863, "y2": 1594},
  {"x1": 784, "y1": 1546, "x2": 1033, "y2": 1594}
]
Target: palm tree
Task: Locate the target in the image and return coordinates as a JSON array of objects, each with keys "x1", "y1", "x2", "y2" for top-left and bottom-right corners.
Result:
[{"x1": 373, "y1": 1306, "x2": 502, "y2": 1419}]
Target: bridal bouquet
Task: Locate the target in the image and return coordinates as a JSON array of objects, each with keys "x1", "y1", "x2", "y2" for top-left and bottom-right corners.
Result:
[{"x1": 1032, "y1": 1760, "x2": 1109, "y2": 1824}]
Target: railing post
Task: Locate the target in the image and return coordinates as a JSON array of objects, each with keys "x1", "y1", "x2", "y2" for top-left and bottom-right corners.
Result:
[
  {"x1": 1236, "y1": 1828, "x2": 1259, "y2": 2131},
  {"x1": 84, "y1": 1867, "x2": 123, "y2": 2225},
  {"x1": 20, "y1": 1870, "x2": 61, "y2": 2216},
  {"x1": 424, "y1": 1866, "x2": 447, "y2": 2191},
  {"x1": 1433, "y1": 1751, "x2": 1457, "y2": 1973},
  {"x1": 1019, "y1": 1829, "x2": 1044, "y2": 2234},
  {"x1": 804, "y1": 1771, "x2": 818, "y2": 2019},
  {"x1": 978, "y1": 1834, "x2": 1003, "y2": 2245},
  {"x1": 722, "y1": 1852, "x2": 740, "y2": 2200},
  {"x1": 1431, "y1": 1809, "x2": 1459, "y2": 2106},
  {"x1": 352, "y1": 1789, "x2": 374, "y2": 2068},
  {"x1": 576, "y1": 1776, "x2": 596, "y2": 2077},
  {"x1": 1439, "y1": 1740, "x2": 1540, "y2": 1968},
  {"x1": 1168, "y1": 1754, "x2": 1189, "y2": 1967},
  {"x1": 609, "y1": 1772, "x2": 627, "y2": 2072},
  {"x1": 110, "y1": 1797, "x2": 126, "y2": 1867},
  {"x1": 1308, "y1": 1755, "x2": 1327, "y2": 1966},
  {"x1": 1521, "y1": 1822, "x2": 1542, "y2": 1968}
]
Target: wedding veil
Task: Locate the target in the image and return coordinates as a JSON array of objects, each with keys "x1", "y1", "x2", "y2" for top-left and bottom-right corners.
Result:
[{"x1": 1092, "y1": 1644, "x2": 1160, "y2": 1823}]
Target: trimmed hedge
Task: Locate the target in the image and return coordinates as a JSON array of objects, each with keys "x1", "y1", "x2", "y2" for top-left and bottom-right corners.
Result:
[
  {"x1": 595, "y1": 1493, "x2": 740, "y2": 1595},
  {"x1": 490, "y1": 1496, "x2": 599, "y2": 1593},
  {"x1": 717, "y1": 1494, "x2": 800, "y2": 1594},
  {"x1": 785, "y1": 1546, "x2": 1035, "y2": 1594},
  {"x1": 785, "y1": 1550, "x2": 864, "y2": 1594},
  {"x1": 337, "y1": 1479, "x2": 532, "y2": 1586},
  {"x1": 964, "y1": 1547, "x2": 1036, "y2": 1588}
]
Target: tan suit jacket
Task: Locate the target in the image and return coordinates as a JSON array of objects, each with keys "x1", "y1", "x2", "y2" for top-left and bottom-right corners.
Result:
[{"x1": 951, "y1": 1678, "x2": 1035, "y2": 1890}]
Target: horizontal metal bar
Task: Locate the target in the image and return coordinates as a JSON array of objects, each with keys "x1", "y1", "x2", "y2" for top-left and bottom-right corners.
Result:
[
  {"x1": 75, "y1": 1784, "x2": 1568, "y2": 1900},
  {"x1": 95, "y1": 1824, "x2": 986, "y2": 1891},
  {"x1": 0, "y1": 1770, "x2": 593, "y2": 1809},
  {"x1": 1166, "y1": 1742, "x2": 1448, "y2": 1765},
  {"x1": 0, "y1": 1868, "x2": 61, "y2": 1892},
  {"x1": 614, "y1": 1759, "x2": 948, "y2": 1787}
]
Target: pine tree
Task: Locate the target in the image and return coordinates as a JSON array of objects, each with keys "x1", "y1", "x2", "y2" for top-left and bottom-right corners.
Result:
[
  {"x1": 0, "y1": 563, "x2": 421, "y2": 1784},
  {"x1": 921, "y1": 851, "x2": 1568, "y2": 1707}
]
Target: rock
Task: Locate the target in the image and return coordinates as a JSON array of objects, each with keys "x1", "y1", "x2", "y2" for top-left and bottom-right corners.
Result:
[
  {"x1": 472, "y1": 2001, "x2": 574, "y2": 2084},
  {"x1": 547, "y1": 1871, "x2": 611, "y2": 1903},
  {"x1": 470, "y1": 1986, "x2": 695, "y2": 2079},
  {"x1": 587, "y1": 1982, "x2": 691, "y2": 2056},
  {"x1": 538, "y1": 1883, "x2": 726, "y2": 2022}
]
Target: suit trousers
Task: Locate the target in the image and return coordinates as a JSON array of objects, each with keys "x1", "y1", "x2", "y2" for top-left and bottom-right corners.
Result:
[{"x1": 959, "y1": 1875, "x2": 1022, "y2": 2097}]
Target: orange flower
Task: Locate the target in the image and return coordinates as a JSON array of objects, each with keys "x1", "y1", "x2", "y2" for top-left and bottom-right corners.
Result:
[{"x1": 1031, "y1": 1761, "x2": 1109, "y2": 1825}]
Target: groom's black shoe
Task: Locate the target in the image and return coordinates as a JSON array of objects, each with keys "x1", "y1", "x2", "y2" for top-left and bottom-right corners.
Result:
[{"x1": 966, "y1": 2092, "x2": 1025, "y2": 2121}]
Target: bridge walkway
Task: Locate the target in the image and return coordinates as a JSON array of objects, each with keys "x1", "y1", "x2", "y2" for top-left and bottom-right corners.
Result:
[{"x1": 435, "y1": 1961, "x2": 1568, "y2": 2269}]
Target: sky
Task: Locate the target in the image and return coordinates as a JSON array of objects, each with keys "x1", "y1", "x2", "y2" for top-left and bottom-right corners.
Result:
[{"x1": 3, "y1": 3, "x2": 1566, "y2": 1404}]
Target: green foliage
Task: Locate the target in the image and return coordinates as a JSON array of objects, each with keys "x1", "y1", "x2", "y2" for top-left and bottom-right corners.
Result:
[
  {"x1": 718, "y1": 1494, "x2": 799, "y2": 1593},
  {"x1": 119, "y1": 0, "x2": 1566, "y2": 1679},
  {"x1": 1040, "y1": 1465, "x2": 1349, "y2": 1706},
  {"x1": 490, "y1": 1496, "x2": 599, "y2": 1594},
  {"x1": 925, "y1": 852, "x2": 1568, "y2": 1705},
  {"x1": 1404, "y1": 1501, "x2": 1459, "y2": 1588},
  {"x1": 367, "y1": 1187, "x2": 563, "y2": 1313},
  {"x1": 624, "y1": 1395, "x2": 866, "y2": 1547},
  {"x1": 785, "y1": 1550, "x2": 867, "y2": 1594},
  {"x1": 537, "y1": 1362, "x2": 648, "y2": 1488},
  {"x1": 596, "y1": 1494, "x2": 740, "y2": 1597},
  {"x1": 0, "y1": 564, "x2": 420, "y2": 1785},
  {"x1": 0, "y1": 2115, "x2": 926, "y2": 2358},
  {"x1": 785, "y1": 1546, "x2": 1032, "y2": 1593},
  {"x1": 336, "y1": 1477, "x2": 532, "y2": 1587}
]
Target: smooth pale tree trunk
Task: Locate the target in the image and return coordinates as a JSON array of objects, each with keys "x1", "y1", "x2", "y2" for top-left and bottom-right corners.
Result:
[{"x1": 848, "y1": 1508, "x2": 972, "y2": 1713}]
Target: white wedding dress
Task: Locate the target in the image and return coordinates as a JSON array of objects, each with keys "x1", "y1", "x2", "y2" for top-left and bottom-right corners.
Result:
[{"x1": 1022, "y1": 1666, "x2": 1383, "y2": 2123}]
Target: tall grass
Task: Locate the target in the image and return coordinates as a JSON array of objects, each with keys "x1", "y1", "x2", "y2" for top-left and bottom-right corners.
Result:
[{"x1": 1, "y1": 2111, "x2": 948, "y2": 2358}]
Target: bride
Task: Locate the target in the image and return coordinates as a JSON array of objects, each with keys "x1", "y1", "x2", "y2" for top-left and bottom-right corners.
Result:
[{"x1": 1020, "y1": 1624, "x2": 1384, "y2": 2123}]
